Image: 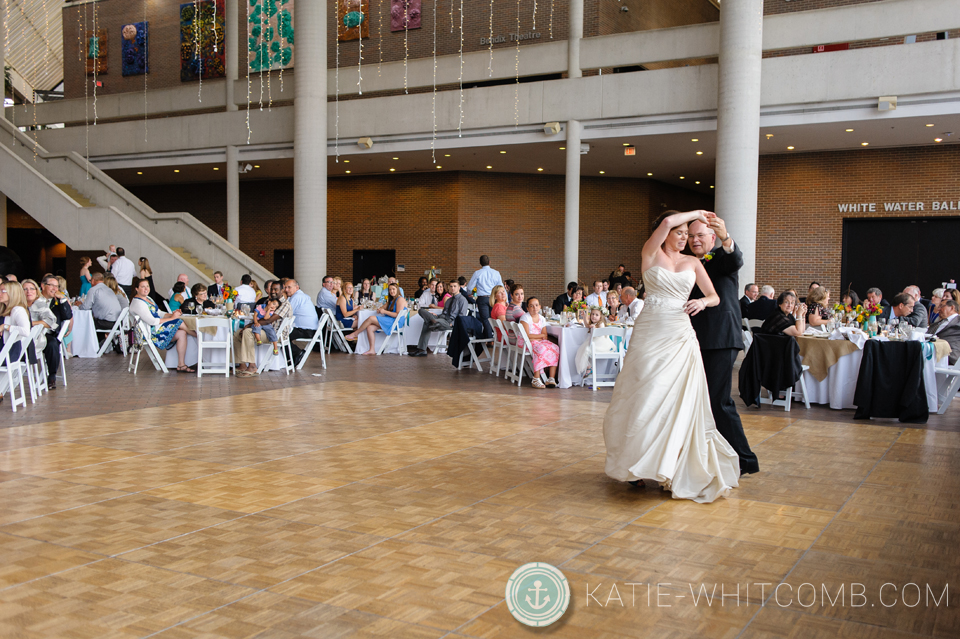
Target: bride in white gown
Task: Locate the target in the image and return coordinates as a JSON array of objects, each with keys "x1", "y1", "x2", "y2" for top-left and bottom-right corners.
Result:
[{"x1": 603, "y1": 210, "x2": 740, "y2": 503}]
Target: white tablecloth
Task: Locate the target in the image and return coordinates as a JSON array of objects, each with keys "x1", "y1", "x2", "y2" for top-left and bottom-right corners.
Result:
[
  {"x1": 352, "y1": 308, "x2": 442, "y2": 355},
  {"x1": 163, "y1": 318, "x2": 284, "y2": 371},
  {"x1": 70, "y1": 310, "x2": 100, "y2": 358},
  {"x1": 801, "y1": 340, "x2": 945, "y2": 412},
  {"x1": 546, "y1": 324, "x2": 588, "y2": 389}
]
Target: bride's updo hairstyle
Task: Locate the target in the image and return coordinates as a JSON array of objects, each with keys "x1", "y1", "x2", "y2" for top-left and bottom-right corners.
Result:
[{"x1": 651, "y1": 210, "x2": 687, "y2": 248}]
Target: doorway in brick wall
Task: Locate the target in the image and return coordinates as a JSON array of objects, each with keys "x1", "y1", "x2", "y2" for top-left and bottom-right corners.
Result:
[
  {"x1": 353, "y1": 250, "x2": 396, "y2": 284},
  {"x1": 841, "y1": 217, "x2": 960, "y2": 299},
  {"x1": 274, "y1": 249, "x2": 294, "y2": 279}
]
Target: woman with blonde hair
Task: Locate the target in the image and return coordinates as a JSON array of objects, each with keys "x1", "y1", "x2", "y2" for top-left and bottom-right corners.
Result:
[
  {"x1": 104, "y1": 274, "x2": 130, "y2": 309},
  {"x1": 56, "y1": 276, "x2": 69, "y2": 299},
  {"x1": 20, "y1": 279, "x2": 54, "y2": 354},
  {"x1": 79, "y1": 257, "x2": 94, "y2": 297},
  {"x1": 0, "y1": 281, "x2": 32, "y2": 399}
]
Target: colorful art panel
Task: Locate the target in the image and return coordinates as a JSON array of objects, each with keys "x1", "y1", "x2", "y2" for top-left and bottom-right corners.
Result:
[
  {"x1": 390, "y1": 0, "x2": 421, "y2": 32},
  {"x1": 85, "y1": 29, "x2": 107, "y2": 75},
  {"x1": 180, "y1": 0, "x2": 226, "y2": 82},
  {"x1": 248, "y1": 0, "x2": 295, "y2": 73},
  {"x1": 121, "y1": 21, "x2": 149, "y2": 76},
  {"x1": 338, "y1": 0, "x2": 369, "y2": 42}
]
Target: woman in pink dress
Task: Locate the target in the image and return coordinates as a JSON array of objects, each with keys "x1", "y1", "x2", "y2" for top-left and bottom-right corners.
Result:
[{"x1": 519, "y1": 297, "x2": 560, "y2": 389}]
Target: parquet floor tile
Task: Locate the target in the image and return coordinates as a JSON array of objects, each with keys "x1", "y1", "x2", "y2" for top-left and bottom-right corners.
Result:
[
  {"x1": 729, "y1": 472, "x2": 862, "y2": 511},
  {"x1": 0, "y1": 475, "x2": 130, "y2": 525},
  {"x1": 251, "y1": 448, "x2": 420, "y2": 482},
  {"x1": 0, "y1": 494, "x2": 246, "y2": 555},
  {"x1": 0, "y1": 442, "x2": 142, "y2": 475},
  {"x1": 46, "y1": 455, "x2": 240, "y2": 492},
  {"x1": 740, "y1": 607, "x2": 924, "y2": 639},
  {"x1": 163, "y1": 435, "x2": 325, "y2": 466},
  {"x1": 270, "y1": 540, "x2": 515, "y2": 631},
  {"x1": 165, "y1": 413, "x2": 306, "y2": 436},
  {"x1": 2, "y1": 417, "x2": 141, "y2": 442},
  {"x1": 144, "y1": 467, "x2": 346, "y2": 513},
  {"x1": 78, "y1": 426, "x2": 233, "y2": 454},
  {"x1": 152, "y1": 592, "x2": 446, "y2": 638},
  {"x1": 0, "y1": 559, "x2": 256, "y2": 638},
  {"x1": 0, "y1": 533, "x2": 102, "y2": 589},
  {"x1": 123, "y1": 515, "x2": 385, "y2": 590},
  {"x1": 0, "y1": 431, "x2": 51, "y2": 452}
]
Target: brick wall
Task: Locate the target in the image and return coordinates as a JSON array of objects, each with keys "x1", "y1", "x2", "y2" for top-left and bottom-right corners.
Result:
[
  {"x1": 762, "y1": 0, "x2": 883, "y2": 17},
  {"x1": 756, "y1": 145, "x2": 960, "y2": 296}
]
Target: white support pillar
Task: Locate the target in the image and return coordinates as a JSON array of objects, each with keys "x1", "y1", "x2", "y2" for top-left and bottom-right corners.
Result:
[
  {"x1": 714, "y1": 0, "x2": 763, "y2": 286},
  {"x1": 0, "y1": 193, "x2": 7, "y2": 246},
  {"x1": 568, "y1": 0, "x2": 583, "y2": 79},
  {"x1": 564, "y1": 120, "x2": 581, "y2": 285},
  {"x1": 225, "y1": 0, "x2": 238, "y2": 111},
  {"x1": 226, "y1": 145, "x2": 240, "y2": 246},
  {"x1": 293, "y1": 0, "x2": 326, "y2": 293}
]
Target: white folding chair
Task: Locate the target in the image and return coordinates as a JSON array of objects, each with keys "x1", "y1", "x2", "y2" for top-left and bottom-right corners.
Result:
[
  {"x1": 196, "y1": 317, "x2": 234, "y2": 377},
  {"x1": 95, "y1": 308, "x2": 130, "y2": 358},
  {"x1": 741, "y1": 317, "x2": 754, "y2": 352},
  {"x1": 322, "y1": 308, "x2": 353, "y2": 355},
  {"x1": 128, "y1": 318, "x2": 170, "y2": 374},
  {"x1": 260, "y1": 315, "x2": 296, "y2": 374},
  {"x1": 376, "y1": 310, "x2": 407, "y2": 355},
  {"x1": 163, "y1": 300, "x2": 173, "y2": 313},
  {"x1": 55, "y1": 322, "x2": 71, "y2": 388},
  {"x1": 582, "y1": 326, "x2": 627, "y2": 390},
  {"x1": 747, "y1": 319, "x2": 764, "y2": 333},
  {"x1": 25, "y1": 325, "x2": 48, "y2": 402},
  {"x1": 512, "y1": 321, "x2": 545, "y2": 387},
  {"x1": 760, "y1": 364, "x2": 811, "y2": 411},
  {"x1": 936, "y1": 358, "x2": 960, "y2": 415},
  {"x1": 0, "y1": 336, "x2": 28, "y2": 412},
  {"x1": 503, "y1": 321, "x2": 524, "y2": 384},
  {"x1": 295, "y1": 314, "x2": 329, "y2": 370},
  {"x1": 457, "y1": 323, "x2": 494, "y2": 372},
  {"x1": 487, "y1": 318, "x2": 508, "y2": 376}
]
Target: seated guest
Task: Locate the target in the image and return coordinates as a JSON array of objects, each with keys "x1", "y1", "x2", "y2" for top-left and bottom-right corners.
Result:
[
  {"x1": 585, "y1": 280, "x2": 604, "y2": 307},
  {"x1": 606, "y1": 290, "x2": 621, "y2": 319},
  {"x1": 315, "y1": 275, "x2": 338, "y2": 313},
  {"x1": 901, "y1": 286, "x2": 928, "y2": 328},
  {"x1": 519, "y1": 297, "x2": 560, "y2": 389},
  {"x1": 169, "y1": 281, "x2": 187, "y2": 311},
  {"x1": 760, "y1": 291, "x2": 807, "y2": 337},
  {"x1": 283, "y1": 279, "x2": 320, "y2": 365},
  {"x1": 552, "y1": 282, "x2": 578, "y2": 315},
  {"x1": 358, "y1": 278, "x2": 374, "y2": 302},
  {"x1": 35, "y1": 275, "x2": 73, "y2": 388},
  {"x1": 415, "y1": 277, "x2": 429, "y2": 299},
  {"x1": 336, "y1": 282, "x2": 361, "y2": 328},
  {"x1": 234, "y1": 274, "x2": 258, "y2": 308},
  {"x1": 575, "y1": 307, "x2": 618, "y2": 377},
  {"x1": 745, "y1": 285, "x2": 777, "y2": 321},
  {"x1": 129, "y1": 278, "x2": 195, "y2": 373},
  {"x1": 181, "y1": 284, "x2": 215, "y2": 314},
  {"x1": 252, "y1": 297, "x2": 282, "y2": 354},
  {"x1": 507, "y1": 284, "x2": 526, "y2": 322},
  {"x1": 805, "y1": 286, "x2": 832, "y2": 329},
  {"x1": 602, "y1": 279, "x2": 610, "y2": 292},
  {"x1": 740, "y1": 283, "x2": 759, "y2": 317},
  {"x1": 207, "y1": 271, "x2": 226, "y2": 299},
  {"x1": 841, "y1": 289, "x2": 860, "y2": 309},
  {"x1": 167, "y1": 274, "x2": 191, "y2": 301},
  {"x1": 379, "y1": 277, "x2": 405, "y2": 302},
  {"x1": 347, "y1": 282, "x2": 407, "y2": 355},
  {"x1": 235, "y1": 293, "x2": 292, "y2": 377},
  {"x1": 331, "y1": 277, "x2": 343, "y2": 299},
  {"x1": 22, "y1": 279, "x2": 53, "y2": 358},
  {"x1": 104, "y1": 274, "x2": 129, "y2": 310},
  {"x1": 79, "y1": 272, "x2": 122, "y2": 336},
  {"x1": 504, "y1": 279, "x2": 516, "y2": 298},
  {"x1": 865, "y1": 287, "x2": 892, "y2": 322},
  {"x1": 412, "y1": 280, "x2": 467, "y2": 356},
  {"x1": 489, "y1": 285, "x2": 509, "y2": 340},
  {"x1": 249, "y1": 278, "x2": 263, "y2": 300},
  {"x1": 418, "y1": 279, "x2": 438, "y2": 307},
  {"x1": 804, "y1": 281, "x2": 820, "y2": 302},
  {"x1": 429, "y1": 281, "x2": 451, "y2": 309},
  {"x1": 890, "y1": 292, "x2": 920, "y2": 327},
  {"x1": 257, "y1": 280, "x2": 275, "y2": 306},
  {"x1": 929, "y1": 288, "x2": 945, "y2": 325},
  {"x1": 928, "y1": 299, "x2": 960, "y2": 365},
  {"x1": 617, "y1": 287, "x2": 643, "y2": 322},
  {"x1": 457, "y1": 276, "x2": 475, "y2": 303},
  {"x1": 0, "y1": 282, "x2": 32, "y2": 363}
]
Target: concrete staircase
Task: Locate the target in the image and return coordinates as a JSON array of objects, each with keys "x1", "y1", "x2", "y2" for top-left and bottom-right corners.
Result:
[{"x1": 0, "y1": 116, "x2": 274, "y2": 290}]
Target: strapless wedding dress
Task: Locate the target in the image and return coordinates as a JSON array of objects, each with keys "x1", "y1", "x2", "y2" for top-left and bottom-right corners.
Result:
[{"x1": 603, "y1": 266, "x2": 740, "y2": 503}]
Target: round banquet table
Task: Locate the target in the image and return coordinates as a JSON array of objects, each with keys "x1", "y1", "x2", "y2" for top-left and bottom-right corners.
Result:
[
  {"x1": 545, "y1": 323, "x2": 632, "y2": 389},
  {"x1": 352, "y1": 308, "x2": 442, "y2": 355},
  {"x1": 162, "y1": 315, "x2": 284, "y2": 371},
  {"x1": 69, "y1": 309, "x2": 100, "y2": 358},
  {"x1": 798, "y1": 335, "x2": 949, "y2": 411}
]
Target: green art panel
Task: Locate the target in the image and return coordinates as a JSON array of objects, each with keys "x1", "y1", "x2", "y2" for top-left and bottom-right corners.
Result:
[{"x1": 249, "y1": 0, "x2": 295, "y2": 73}]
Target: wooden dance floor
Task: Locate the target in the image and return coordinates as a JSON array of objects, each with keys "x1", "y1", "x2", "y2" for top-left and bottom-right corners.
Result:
[{"x1": 0, "y1": 354, "x2": 957, "y2": 637}]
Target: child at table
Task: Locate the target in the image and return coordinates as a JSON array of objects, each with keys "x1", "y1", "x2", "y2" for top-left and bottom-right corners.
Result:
[
  {"x1": 576, "y1": 307, "x2": 618, "y2": 378},
  {"x1": 252, "y1": 298, "x2": 280, "y2": 355}
]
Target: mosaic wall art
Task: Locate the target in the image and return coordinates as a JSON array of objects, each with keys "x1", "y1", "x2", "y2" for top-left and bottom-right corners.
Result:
[
  {"x1": 121, "y1": 21, "x2": 149, "y2": 76},
  {"x1": 180, "y1": 0, "x2": 226, "y2": 82},
  {"x1": 249, "y1": 0, "x2": 295, "y2": 73},
  {"x1": 86, "y1": 29, "x2": 107, "y2": 75},
  {"x1": 390, "y1": 0, "x2": 421, "y2": 32},
  {"x1": 338, "y1": 0, "x2": 369, "y2": 42}
]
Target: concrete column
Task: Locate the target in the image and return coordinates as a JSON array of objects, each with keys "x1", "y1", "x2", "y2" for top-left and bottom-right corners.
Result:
[
  {"x1": 293, "y1": 0, "x2": 326, "y2": 293},
  {"x1": 714, "y1": 0, "x2": 763, "y2": 286},
  {"x1": 225, "y1": 0, "x2": 238, "y2": 111},
  {"x1": 226, "y1": 145, "x2": 240, "y2": 246},
  {"x1": 568, "y1": 0, "x2": 583, "y2": 79},
  {"x1": 0, "y1": 193, "x2": 7, "y2": 246},
  {"x1": 564, "y1": 120, "x2": 581, "y2": 285}
]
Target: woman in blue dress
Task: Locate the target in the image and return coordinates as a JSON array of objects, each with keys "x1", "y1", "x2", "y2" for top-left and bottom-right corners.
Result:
[
  {"x1": 336, "y1": 282, "x2": 361, "y2": 329},
  {"x1": 344, "y1": 282, "x2": 407, "y2": 355},
  {"x1": 128, "y1": 279, "x2": 196, "y2": 372},
  {"x1": 79, "y1": 257, "x2": 93, "y2": 297}
]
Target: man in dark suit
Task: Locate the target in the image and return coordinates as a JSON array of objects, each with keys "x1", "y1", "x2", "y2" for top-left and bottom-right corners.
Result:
[
  {"x1": 207, "y1": 271, "x2": 225, "y2": 299},
  {"x1": 687, "y1": 217, "x2": 759, "y2": 475},
  {"x1": 739, "y1": 283, "x2": 758, "y2": 317},
  {"x1": 745, "y1": 285, "x2": 777, "y2": 322},
  {"x1": 552, "y1": 282, "x2": 578, "y2": 315},
  {"x1": 38, "y1": 275, "x2": 73, "y2": 389},
  {"x1": 865, "y1": 287, "x2": 892, "y2": 323}
]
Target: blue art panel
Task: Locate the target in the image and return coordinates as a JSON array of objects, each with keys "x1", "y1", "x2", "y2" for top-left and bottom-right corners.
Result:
[{"x1": 121, "y1": 21, "x2": 148, "y2": 76}]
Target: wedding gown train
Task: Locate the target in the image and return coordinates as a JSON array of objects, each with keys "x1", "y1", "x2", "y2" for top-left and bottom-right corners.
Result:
[{"x1": 603, "y1": 266, "x2": 740, "y2": 503}]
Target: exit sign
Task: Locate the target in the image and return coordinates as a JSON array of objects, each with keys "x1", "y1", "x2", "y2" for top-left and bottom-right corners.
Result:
[
  {"x1": 812, "y1": 43, "x2": 849, "y2": 53},
  {"x1": 624, "y1": 146, "x2": 636, "y2": 156}
]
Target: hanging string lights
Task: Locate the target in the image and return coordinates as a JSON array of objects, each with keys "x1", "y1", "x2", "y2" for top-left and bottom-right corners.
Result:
[
  {"x1": 335, "y1": 0, "x2": 340, "y2": 162},
  {"x1": 457, "y1": 0, "x2": 464, "y2": 136},
  {"x1": 403, "y1": 0, "x2": 409, "y2": 93},
  {"x1": 258, "y1": 0, "x2": 264, "y2": 109},
  {"x1": 193, "y1": 0, "x2": 202, "y2": 101},
  {"x1": 143, "y1": 0, "x2": 148, "y2": 142},
  {"x1": 488, "y1": 0, "x2": 494, "y2": 76},
  {"x1": 431, "y1": 0, "x2": 437, "y2": 162},
  {"x1": 377, "y1": 0, "x2": 383, "y2": 76},
  {"x1": 357, "y1": 1, "x2": 364, "y2": 94},
  {"x1": 514, "y1": 0, "x2": 520, "y2": 128},
  {"x1": 550, "y1": 0, "x2": 554, "y2": 39},
  {"x1": 245, "y1": 0, "x2": 252, "y2": 143},
  {"x1": 532, "y1": 0, "x2": 537, "y2": 30}
]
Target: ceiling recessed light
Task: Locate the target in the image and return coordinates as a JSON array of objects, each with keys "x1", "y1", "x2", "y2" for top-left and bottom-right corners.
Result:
[
  {"x1": 392, "y1": 157, "x2": 399, "y2": 160},
  {"x1": 444, "y1": 154, "x2": 451, "y2": 157},
  {"x1": 935, "y1": 138, "x2": 943, "y2": 142},
  {"x1": 861, "y1": 142, "x2": 869, "y2": 146},
  {"x1": 559, "y1": 147, "x2": 565, "y2": 150},
  {"x1": 679, "y1": 176, "x2": 685, "y2": 179},
  {"x1": 389, "y1": 168, "x2": 395, "y2": 172},
  {"x1": 647, "y1": 172, "x2": 653, "y2": 176},
  {"x1": 696, "y1": 151, "x2": 703, "y2": 155},
  {"x1": 691, "y1": 138, "x2": 699, "y2": 142},
  {"x1": 695, "y1": 181, "x2": 700, "y2": 184},
  {"x1": 926, "y1": 124, "x2": 935, "y2": 127},
  {"x1": 436, "y1": 165, "x2": 442, "y2": 169},
  {"x1": 537, "y1": 168, "x2": 544, "y2": 171},
  {"x1": 486, "y1": 165, "x2": 492, "y2": 169},
  {"x1": 213, "y1": 167, "x2": 219, "y2": 170},
  {"x1": 710, "y1": 185, "x2": 715, "y2": 189},
  {"x1": 254, "y1": 165, "x2": 259, "y2": 168},
  {"x1": 765, "y1": 134, "x2": 774, "y2": 139},
  {"x1": 343, "y1": 160, "x2": 350, "y2": 163},
  {"x1": 500, "y1": 151, "x2": 507, "y2": 154},
  {"x1": 845, "y1": 129, "x2": 854, "y2": 132},
  {"x1": 599, "y1": 171, "x2": 605, "y2": 174},
  {"x1": 623, "y1": 143, "x2": 630, "y2": 146},
  {"x1": 787, "y1": 146, "x2": 794, "y2": 150},
  {"x1": 174, "y1": 169, "x2": 179, "y2": 173},
  {"x1": 136, "y1": 171, "x2": 143, "y2": 175},
  {"x1": 345, "y1": 170, "x2": 351, "y2": 174}
]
